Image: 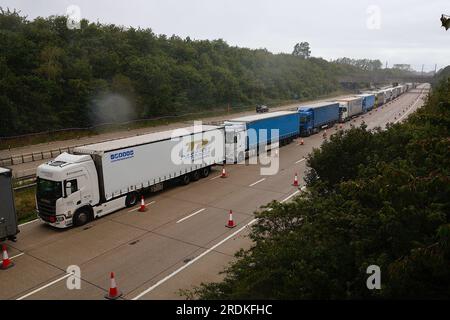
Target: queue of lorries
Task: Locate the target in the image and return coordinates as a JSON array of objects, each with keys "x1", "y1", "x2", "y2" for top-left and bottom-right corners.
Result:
[{"x1": 0, "y1": 83, "x2": 416, "y2": 232}]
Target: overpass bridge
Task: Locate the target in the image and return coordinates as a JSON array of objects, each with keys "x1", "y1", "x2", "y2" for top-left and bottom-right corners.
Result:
[{"x1": 338, "y1": 73, "x2": 432, "y2": 88}]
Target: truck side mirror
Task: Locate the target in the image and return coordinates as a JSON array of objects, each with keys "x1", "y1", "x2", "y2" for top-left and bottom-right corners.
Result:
[{"x1": 65, "y1": 182, "x2": 72, "y2": 197}]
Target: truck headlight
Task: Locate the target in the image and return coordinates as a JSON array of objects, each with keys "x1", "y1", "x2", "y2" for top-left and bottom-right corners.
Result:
[{"x1": 56, "y1": 216, "x2": 65, "y2": 222}]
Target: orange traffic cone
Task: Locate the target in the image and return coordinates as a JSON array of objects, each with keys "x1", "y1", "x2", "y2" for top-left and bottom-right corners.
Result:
[
  {"x1": 138, "y1": 195, "x2": 146, "y2": 212},
  {"x1": 226, "y1": 210, "x2": 236, "y2": 228},
  {"x1": 299, "y1": 139, "x2": 304, "y2": 146},
  {"x1": 221, "y1": 166, "x2": 227, "y2": 178},
  {"x1": 292, "y1": 173, "x2": 299, "y2": 187},
  {"x1": 1, "y1": 245, "x2": 14, "y2": 270},
  {"x1": 105, "y1": 272, "x2": 122, "y2": 300}
]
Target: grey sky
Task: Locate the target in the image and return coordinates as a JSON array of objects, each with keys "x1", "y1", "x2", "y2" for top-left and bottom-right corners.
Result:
[{"x1": 2, "y1": 0, "x2": 449, "y2": 71}]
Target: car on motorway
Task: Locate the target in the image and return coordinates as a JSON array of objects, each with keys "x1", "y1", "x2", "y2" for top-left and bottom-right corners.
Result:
[{"x1": 256, "y1": 104, "x2": 269, "y2": 113}]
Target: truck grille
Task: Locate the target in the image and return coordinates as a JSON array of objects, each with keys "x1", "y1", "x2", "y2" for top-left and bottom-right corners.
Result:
[{"x1": 37, "y1": 200, "x2": 56, "y2": 221}]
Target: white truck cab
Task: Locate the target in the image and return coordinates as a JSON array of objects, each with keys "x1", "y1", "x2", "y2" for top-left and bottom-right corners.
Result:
[
  {"x1": 36, "y1": 125, "x2": 225, "y2": 229},
  {"x1": 338, "y1": 102, "x2": 349, "y2": 122},
  {"x1": 36, "y1": 153, "x2": 99, "y2": 228},
  {"x1": 224, "y1": 122, "x2": 246, "y2": 164}
]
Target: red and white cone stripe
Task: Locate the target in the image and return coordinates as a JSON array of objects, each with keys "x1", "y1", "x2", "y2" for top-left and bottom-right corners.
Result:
[
  {"x1": 226, "y1": 210, "x2": 236, "y2": 228},
  {"x1": 293, "y1": 173, "x2": 299, "y2": 187},
  {"x1": 1, "y1": 245, "x2": 14, "y2": 270},
  {"x1": 138, "y1": 195, "x2": 146, "y2": 212},
  {"x1": 105, "y1": 272, "x2": 122, "y2": 300},
  {"x1": 221, "y1": 167, "x2": 227, "y2": 178}
]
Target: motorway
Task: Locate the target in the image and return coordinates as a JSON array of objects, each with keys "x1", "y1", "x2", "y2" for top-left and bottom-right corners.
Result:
[{"x1": 0, "y1": 85, "x2": 428, "y2": 300}]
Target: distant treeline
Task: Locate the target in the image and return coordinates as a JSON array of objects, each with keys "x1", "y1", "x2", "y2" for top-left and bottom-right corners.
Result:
[{"x1": 0, "y1": 9, "x2": 408, "y2": 137}]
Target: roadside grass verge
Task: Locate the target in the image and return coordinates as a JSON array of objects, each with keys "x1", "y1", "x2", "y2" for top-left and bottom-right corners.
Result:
[{"x1": 15, "y1": 186, "x2": 37, "y2": 224}]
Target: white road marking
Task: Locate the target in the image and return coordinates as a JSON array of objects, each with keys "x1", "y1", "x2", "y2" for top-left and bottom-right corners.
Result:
[
  {"x1": 0, "y1": 252, "x2": 25, "y2": 267},
  {"x1": 128, "y1": 201, "x2": 156, "y2": 212},
  {"x1": 249, "y1": 178, "x2": 266, "y2": 187},
  {"x1": 16, "y1": 273, "x2": 71, "y2": 300},
  {"x1": 209, "y1": 175, "x2": 222, "y2": 180},
  {"x1": 281, "y1": 190, "x2": 301, "y2": 203},
  {"x1": 296, "y1": 158, "x2": 306, "y2": 164},
  {"x1": 176, "y1": 208, "x2": 206, "y2": 224},
  {"x1": 132, "y1": 218, "x2": 258, "y2": 300},
  {"x1": 10, "y1": 252, "x2": 25, "y2": 260},
  {"x1": 395, "y1": 95, "x2": 422, "y2": 124},
  {"x1": 132, "y1": 182, "x2": 305, "y2": 299},
  {"x1": 19, "y1": 219, "x2": 39, "y2": 227}
]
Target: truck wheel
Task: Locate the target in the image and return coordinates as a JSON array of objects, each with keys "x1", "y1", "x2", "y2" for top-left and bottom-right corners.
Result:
[
  {"x1": 191, "y1": 170, "x2": 201, "y2": 181},
  {"x1": 74, "y1": 209, "x2": 91, "y2": 227},
  {"x1": 181, "y1": 174, "x2": 191, "y2": 185},
  {"x1": 125, "y1": 192, "x2": 138, "y2": 208},
  {"x1": 200, "y1": 167, "x2": 210, "y2": 178}
]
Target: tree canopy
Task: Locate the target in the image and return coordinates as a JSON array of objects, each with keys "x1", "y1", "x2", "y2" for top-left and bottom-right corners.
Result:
[
  {"x1": 292, "y1": 42, "x2": 311, "y2": 59},
  {"x1": 0, "y1": 9, "x2": 405, "y2": 138}
]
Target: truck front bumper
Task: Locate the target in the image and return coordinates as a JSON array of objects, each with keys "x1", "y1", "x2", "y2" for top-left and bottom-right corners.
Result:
[{"x1": 37, "y1": 210, "x2": 73, "y2": 229}]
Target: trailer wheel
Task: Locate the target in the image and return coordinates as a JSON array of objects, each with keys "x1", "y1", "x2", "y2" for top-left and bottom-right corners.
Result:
[
  {"x1": 125, "y1": 192, "x2": 138, "y2": 208},
  {"x1": 74, "y1": 208, "x2": 91, "y2": 227},
  {"x1": 200, "y1": 167, "x2": 210, "y2": 178},
  {"x1": 191, "y1": 170, "x2": 201, "y2": 181},
  {"x1": 181, "y1": 174, "x2": 191, "y2": 185}
]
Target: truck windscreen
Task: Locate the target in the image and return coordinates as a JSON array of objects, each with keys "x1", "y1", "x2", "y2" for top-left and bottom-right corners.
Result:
[{"x1": 37, "y1": 178, "x2": 62, "y2": 201}]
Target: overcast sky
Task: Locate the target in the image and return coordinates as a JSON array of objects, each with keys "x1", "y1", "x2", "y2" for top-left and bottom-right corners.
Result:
[{"x1": 2, "y1": 0, "x2": 449, "y2": 71}]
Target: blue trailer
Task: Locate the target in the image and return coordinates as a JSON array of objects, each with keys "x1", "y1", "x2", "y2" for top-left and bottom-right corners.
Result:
[
  {"x1": 224, "y1": 111, "x2": 300, "y2": 163},
  {"x1": 297, "y1": 101, "x2": 340, "y2": 136},
  {"x1": 357, "y1": 94, "x2": 376, "y2": 112}
]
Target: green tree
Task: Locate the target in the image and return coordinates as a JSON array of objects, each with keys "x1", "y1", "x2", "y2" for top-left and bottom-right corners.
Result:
[{"x1": 292, "y1": 42, "x2": 311, "y2": 58}]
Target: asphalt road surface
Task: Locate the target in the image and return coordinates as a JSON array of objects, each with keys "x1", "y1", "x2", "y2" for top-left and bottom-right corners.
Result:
[{"x1": 0, "y1": 85, "x2": 429, "y2": 300}]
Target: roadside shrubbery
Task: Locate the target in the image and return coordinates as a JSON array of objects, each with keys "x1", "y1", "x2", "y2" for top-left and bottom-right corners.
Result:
[{"x1": 192, "y1": 79, "x2": 450, "y2": 299}]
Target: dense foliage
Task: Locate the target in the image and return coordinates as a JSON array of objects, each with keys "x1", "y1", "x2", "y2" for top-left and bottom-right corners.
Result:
[
  {"x1": 0, "y1": 9, "x2": 358, "y2": 137},
  {"x1": 192, "y1": 78, "x2": 450, "y2": 299},
  {"x1": 434, "y1": 65, "x2": 450, "y2": 86}
]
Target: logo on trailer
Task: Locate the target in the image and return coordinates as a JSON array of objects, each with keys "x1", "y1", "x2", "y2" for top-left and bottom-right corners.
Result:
[{"x1": 110, "y1": 150, "x2": 134, "y2": 162}]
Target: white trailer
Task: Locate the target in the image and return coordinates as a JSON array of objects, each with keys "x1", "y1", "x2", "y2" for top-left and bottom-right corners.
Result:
[
  {"x1": 384, "y1": 89, "x2": 393, "y2": 102},
  {"x1": 336, "y1": 97, "x2": 363, "y2": 122},
  {"x1": 36, "y1": 125, "x2": 225, "y2": 228},
  {"x1": 373, "y1": 91, "x2": 385, "y2": 107}
]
